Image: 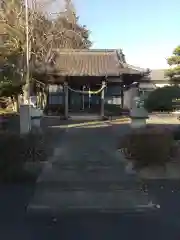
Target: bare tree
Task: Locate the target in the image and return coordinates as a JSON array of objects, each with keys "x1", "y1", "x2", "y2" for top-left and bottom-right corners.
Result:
[
  {"x1": 0, "y1": 0, "x2": 91, "y2": 102},
  {"x1": 1, "y1": 0, "x2": 91, "y2": 63}
]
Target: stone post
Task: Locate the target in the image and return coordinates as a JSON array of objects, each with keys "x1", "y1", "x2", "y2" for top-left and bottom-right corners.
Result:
[
  {"x1": 101, "y1": 81, "x2": 106, "y2": 118},
  {"x1": 130, "y1": 97, "x2": 149, "y2": 128},
  {"x1": 64, "y1": 81, "x2": 69, "y2": 119},
  {"x1": 20, "y1": 104, "x2": 31, "y2": 134},
  {"x1": 31, "y1": 107, "x2": 43, "y2": 132},
  {"x1": 130, "y1": 85, "x2": 139, "y2": 109}
]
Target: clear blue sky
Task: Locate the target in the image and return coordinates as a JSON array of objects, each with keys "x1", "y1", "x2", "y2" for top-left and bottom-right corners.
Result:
[{"x1": 73, "y1": 0, "x2": 180, "y2": 69}]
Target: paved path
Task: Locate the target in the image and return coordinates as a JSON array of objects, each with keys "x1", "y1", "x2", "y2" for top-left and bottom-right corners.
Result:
[
  {"x1": 148, "y1": 114, "x2": 179, "y2": 125},
  {"x1": 28, "y1": 121, "x2": 155, "y2": 213},
  {"x1": 1, "y1": 122, "x2": 180, "y2": 239}
]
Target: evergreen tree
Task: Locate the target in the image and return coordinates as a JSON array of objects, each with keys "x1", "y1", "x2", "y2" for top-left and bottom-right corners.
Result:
[{"x1": 166, "y1": 45, "x2": 180, "y2": 83}]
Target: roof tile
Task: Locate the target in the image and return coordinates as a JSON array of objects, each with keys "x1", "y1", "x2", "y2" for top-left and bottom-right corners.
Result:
[{"x1": 54, "y1": 49, "x2": 124, "y2": 76}]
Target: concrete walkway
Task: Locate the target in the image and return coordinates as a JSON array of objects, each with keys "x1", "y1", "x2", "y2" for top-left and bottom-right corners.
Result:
[
  {"x1": 28, "y1": 121, "x2": 157, "y2": 213},
  {"x1": 148, "y1": 114, "x2": 179, "y2": 125}
]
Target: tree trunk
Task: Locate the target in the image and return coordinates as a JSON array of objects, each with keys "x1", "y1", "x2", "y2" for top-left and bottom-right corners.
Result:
[
  {"x1": 11, "y1": 95, "x2": 19, "y2": 112},
  {"x1": 14, "y1": 95, "x2": 19, "y2": 112},
  {"x1": 23, "y1": 83, "x2": 30, "y2": 104}
]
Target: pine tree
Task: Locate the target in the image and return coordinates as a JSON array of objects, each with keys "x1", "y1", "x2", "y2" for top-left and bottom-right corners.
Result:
[{"x1": 166, "y1": 45, "x2": 180, "y2": 83}]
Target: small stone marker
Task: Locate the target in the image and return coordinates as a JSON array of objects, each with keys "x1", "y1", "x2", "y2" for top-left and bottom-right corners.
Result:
[{"x1": 130, "y1": 97, "x2": 149, "y2": 128}]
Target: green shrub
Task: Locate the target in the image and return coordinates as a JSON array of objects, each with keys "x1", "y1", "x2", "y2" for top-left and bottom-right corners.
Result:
[
  {"x1": 144, "y1": 86, "x2": 180, "y2": 112},
  {"x1": 21, "y1": 132, "x2": 47, "y2": 162},
  {"x1": 172, "y1": 127, "x2": 180, "y2": 140},
  {"x1": 0, "y1": 132, "x2": 47, "y2": 182},
  {"x1": 44, "y1": 104, "x2": 64, "y2": 115},
  {"x1": 104, "y1": 104, "x2": 124, "y2": 116},
  {"x1": 119, "y1": 126, "x2": 173, "y2": 168},
  {"x1": 0, "y1": 132, "x2": 24, "y2": 182}
]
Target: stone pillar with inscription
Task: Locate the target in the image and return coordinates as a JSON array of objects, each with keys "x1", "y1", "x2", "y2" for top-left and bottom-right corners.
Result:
[
  {"x1": 130, "y1": 97, "x2": 149, "y2": 128},
  {"x1": 20, "y1": 104, "x2": 31, "y2": 134}
]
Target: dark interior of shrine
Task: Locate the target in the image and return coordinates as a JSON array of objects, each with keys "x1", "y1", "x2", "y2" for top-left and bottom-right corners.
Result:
[{"x1": 35, "y1": 72, "x2": 145, "y2": 115}]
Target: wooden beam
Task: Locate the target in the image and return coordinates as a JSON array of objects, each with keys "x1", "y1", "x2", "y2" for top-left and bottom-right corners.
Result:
[{"x1": 107, "y1": 77, "x2": 122, "y2": 83}]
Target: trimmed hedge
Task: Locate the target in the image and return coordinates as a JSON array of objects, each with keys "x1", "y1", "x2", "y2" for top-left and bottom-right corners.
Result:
[
  {"x1": 173, "y1": 126, "x2": 180, "y2": 140},
  {"x1": 0, "y1": 132, "x2": 47, "y2": 182},
  {"x1": 119, "y1": 126, "x2": 174, "y2": 168},
  {"x1": 144, "y1": 86, "x2": 180, "y2": 112}
]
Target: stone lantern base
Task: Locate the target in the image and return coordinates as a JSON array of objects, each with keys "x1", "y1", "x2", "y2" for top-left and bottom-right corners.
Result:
[
  {"x1": 130, "y1": 104, "x2": 149, "y2": 129},
  {"x1": 130, "y1": 117, "x2": 148, "y2": 128}
]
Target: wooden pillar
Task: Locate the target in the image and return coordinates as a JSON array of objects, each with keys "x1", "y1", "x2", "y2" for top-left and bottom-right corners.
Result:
[
  {"x1": 120, "y1": 83, "x2": 124, "y2": 109},
  {"x1": 82, "y1": 85, "x2": 85, "y2": 110},
  {"x1": 64, "y1": 81, "x2": 69, "y2": 119},
  {"x1": 120, "y1": 75, "x2": 124, "y2": 109},
  {"x1": 45, "y1": 84, "x2": 49, "y2": 113},
  {"x1": 100, "y1": 81, "x2": 106, "y2": 118}
]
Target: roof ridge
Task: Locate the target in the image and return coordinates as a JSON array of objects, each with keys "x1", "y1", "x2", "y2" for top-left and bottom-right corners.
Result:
[
  {"x1": 114, "y1": 50, "x2": 126, "y2": 69},
  {"x1": 127, "y1": 64, "x2": 146, "y2": 72},
  {"x1": 53, "y1": 48, "x2": 117, "y2": 53},
  {"x1": 151, "y1": 69, "x2": 166, "y2": 71},
  {"x1": 89, "y1": 49, "x2": 117, "y2": 52}
]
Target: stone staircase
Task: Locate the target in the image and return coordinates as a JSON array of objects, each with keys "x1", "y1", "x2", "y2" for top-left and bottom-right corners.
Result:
[{"x1": 28, "y1": 158, "x2": 157, "y2": 214}]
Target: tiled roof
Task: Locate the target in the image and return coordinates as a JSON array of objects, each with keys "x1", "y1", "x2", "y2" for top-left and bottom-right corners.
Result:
[
  {"x1": 53, "y1": 49, "x2": 141, "y2": 77},
  {"x1": 126, "y1": 64, "x2": 147, "y2": 74}
]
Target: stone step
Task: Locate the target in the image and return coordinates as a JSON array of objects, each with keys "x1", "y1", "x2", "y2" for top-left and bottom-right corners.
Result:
[
  {"x1": 28, "y1": 188, "x2": 157, "y2": 214},
  {"x1": 53, "y1": 160, "x2": 123, "y2": 169},
  {"x1": 38, "y1": 167, "x2": 136, "y2": 183},
  {"x1": 35, "y1": 180, "x2": 145, "y2": 191}
]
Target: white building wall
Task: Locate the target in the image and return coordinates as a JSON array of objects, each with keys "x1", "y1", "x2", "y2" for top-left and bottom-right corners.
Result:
[{"x1": 155, "y1": 84, "x2": 170, "y2": 88}]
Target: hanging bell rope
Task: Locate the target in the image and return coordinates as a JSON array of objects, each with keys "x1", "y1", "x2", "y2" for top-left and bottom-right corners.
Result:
[{"x1": 67, "y1": 84, "x2": 106, "y2": 95}]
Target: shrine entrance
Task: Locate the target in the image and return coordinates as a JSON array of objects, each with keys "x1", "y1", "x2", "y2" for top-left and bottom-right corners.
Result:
[{"x1": 67, "y1": 83, "x2": 106, "y2": 115}]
